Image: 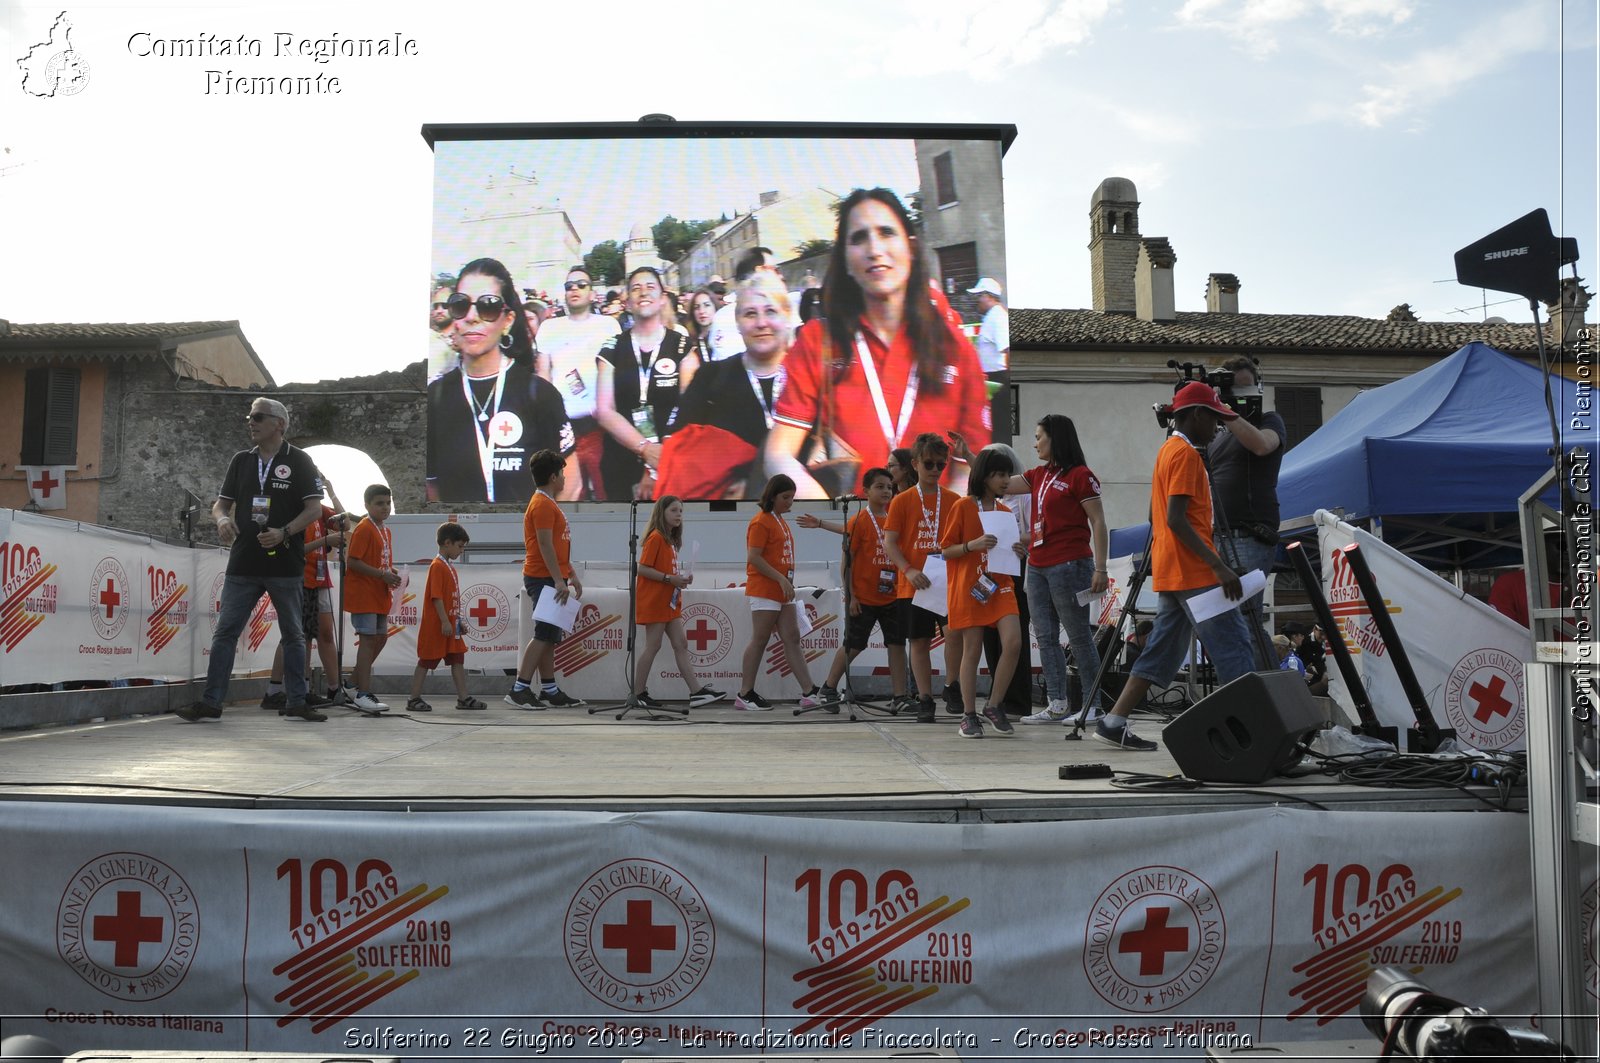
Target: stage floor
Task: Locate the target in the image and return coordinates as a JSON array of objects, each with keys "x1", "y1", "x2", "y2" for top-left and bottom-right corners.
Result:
[{"x1": 0, "y1": 691, "x2": 1508, "y2": 819}]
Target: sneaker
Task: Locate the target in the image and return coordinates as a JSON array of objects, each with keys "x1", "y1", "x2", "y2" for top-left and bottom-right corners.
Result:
[
  {"x1": 890, "y1": 694, "x2": 919, "y2": 716},
  {"x1": 958, "y1": 714, "x2": 984, "y2": 739},
  {"x1": 1093, "y1": 716, "x2": 1158, "y2": 752},
  {"x1": 304, "y1": 691, "x2": 336, "y2": 710},
  {"x1": 352, "y1": 692, "x2": 389, "y2": 712},
  {"x1": 942, "y1": 682, "x2": 963, "y2": 716},
  {"x1": 406, "y1": 697, "x2": 433, "y2": 713},
  {"x1": 175, "y1": 701, "x2": 221, "y2": 722},
  {"x1": 541, "y1": 687, "x2": 587, "y2": 708},
  {"x1": 734, "y1": 690, "x2": 774, "y2": 712},
  {"x1": 455, "y1": 696, "x2": 487, "y2": 710},
  {"x1": 504, "y1": 687, "x2": 545, "y2": 710},
  {"x1": 797, "y1": 687, "x2": 825, "y2": 712},
  {"x1": 816, "y1": 685, "x2": 844, "y2": 706},
  {"x1": 281, "y1": 704, "x2": 328, "y2": 722},
  {"x1": 1022, "y1": 703, "x2": 1073, "y2": 724},
  {"x1": 331, "y1": 684, "x2": 359, "y2": 705},
  {"x1": 1079, "y1": 705, "x2": 1105, "y2": 725},
  {"x1": 634, "y1": 691, "x2": 664, "y2": 710},
  {"x1": 260, "y1": 691, "x2": 286, "y2": 711},
  {"x1": 982, "y1": 705, "x2": 1015, "y2": 736},
  {"x1": 688, "y1": 686, "x2": 726, "y2": 708},
  {"x1": 917, "y1": 698, "x2": 936, "y2": 723}
]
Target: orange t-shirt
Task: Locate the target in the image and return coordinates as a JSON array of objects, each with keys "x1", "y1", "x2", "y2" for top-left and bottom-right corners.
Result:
[
  {"x1": 846, "y1": 509, "x2": 896, "y2": 608},
  {"x1": 884, "y1": 485, "x2": 959, "y2": 599},
  {"x1": 301, "y1": 504, "x2": 336, "y2": 589},
  {"x1": 635, "y1": 529, "x2": 682, "y2": 625},
  {"x1": 1150, "y1": 432, "x2": 1217, "y2": 592},
  {"x1": 745, "y1": 510, "x2": 794, "y2": 602},
  {"x1": 940, "y1": 496, "x2": 1017, "y2": 630},
  {"x1": 343, "y1": 518, "x2": 393, "y2": 616},
  {"x1": 416, "y1": 556, "x2": 466, "y2": 661},
  {"x1": 522, "y1": 491, "x2": 572, "y2": 579}
]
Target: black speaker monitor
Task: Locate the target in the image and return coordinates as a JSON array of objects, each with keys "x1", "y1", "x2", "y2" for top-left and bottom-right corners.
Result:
[{"x1": 1162, "y1": 670, "x2": 1325, "y2": 784}]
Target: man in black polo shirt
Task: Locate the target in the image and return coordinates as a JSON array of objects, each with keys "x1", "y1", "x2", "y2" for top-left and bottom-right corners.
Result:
[{"x1": 178, "y1": 397, "x2": 328, "y2": 723}]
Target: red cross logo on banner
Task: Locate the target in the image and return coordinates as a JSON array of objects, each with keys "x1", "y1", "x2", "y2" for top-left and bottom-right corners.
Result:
[
  {"x1": 601, "y1": 899, "x2": 676, "y2": 974},
  {"x1": 685, "y1": 617, "x2": 718, "y2": 652},
  {"x1": 32, "y1": 469, "x2": 59, "y2": 497},
  {"x1": 93, "y1": 890, "x2": 163, "y2": 968},
  {"x1": 1469, "y1": 675, "x2": 1514, "y2": 723},
  {"x1": 99, "y1": 578, "x2": 121, "y2": 619},
  {"x1": 469, "y1": 598, "x2": 497, "y2": 627},
  {"x1": 1119, "y1": 906, "x2": 1189, "y2": 977}
]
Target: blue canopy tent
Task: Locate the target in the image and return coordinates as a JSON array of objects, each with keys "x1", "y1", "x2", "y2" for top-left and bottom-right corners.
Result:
[{"x1": 1276, "y1": 341, "x2": 1583, "y2": 567}]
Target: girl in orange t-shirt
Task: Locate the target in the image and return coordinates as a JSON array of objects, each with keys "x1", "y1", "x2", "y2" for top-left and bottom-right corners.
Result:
[
  {"x1": 630, "y1": 496, "x2": 726, "y2": 712},
  {"x1": 736, "y1": 475, "x2": 820, "y2": 711},
  {"x1": 939, "y1": 448, "x2": 1024, "y2": 738}
]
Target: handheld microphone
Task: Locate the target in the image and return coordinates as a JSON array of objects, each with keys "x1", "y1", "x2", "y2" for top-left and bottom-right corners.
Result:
[{"x1": 833, "y1": 494, "x2": 867, "y2": 504}]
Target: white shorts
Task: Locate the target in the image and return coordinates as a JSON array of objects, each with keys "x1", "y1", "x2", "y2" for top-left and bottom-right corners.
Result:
[{"x1": 748, "y1": 597, "x2": 784, "y2": 612}]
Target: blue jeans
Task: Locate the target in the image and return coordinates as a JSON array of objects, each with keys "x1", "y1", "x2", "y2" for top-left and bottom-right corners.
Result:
[
  {"x1": 1026, "y1": 557, "x2": 1103, "y2": 709},
  {"x1": 1131, "y1": 586, "x2": 1258, "y2": 689},
  {"x1": 203, "y1": 574, "x2": 306, "y2": 708},
  {"x1": 1217, "y1": 530, "x2": 1276, "y2": 668}
]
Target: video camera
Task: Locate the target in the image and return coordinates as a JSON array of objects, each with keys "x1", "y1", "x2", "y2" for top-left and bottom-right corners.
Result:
[
  {"x1": 1360, "y1": 965, "x2": 1573, "y2": 1061},
  {"x1": 1152, "y1": 358, "x2": 1264, "y2": 428}
]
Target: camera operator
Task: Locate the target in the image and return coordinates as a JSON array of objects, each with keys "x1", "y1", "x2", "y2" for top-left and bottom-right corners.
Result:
[{"x1": 1207, "y1": 355, "x2": 1285, "y2": 583}]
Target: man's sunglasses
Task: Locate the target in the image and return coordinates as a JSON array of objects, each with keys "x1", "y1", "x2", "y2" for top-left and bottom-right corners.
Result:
[
  {"x1": 922, "y1": 459, "x2": 947, "y2": 471},
  {"x1": 247, "y1": 411, "x2": 279, "y2": 423},
  {"x1": 446, "y1": 293, "x2": 507, "y2": 321},
  {"x1": 564, "y1": 280, "x2": 591, "y2": 291}
]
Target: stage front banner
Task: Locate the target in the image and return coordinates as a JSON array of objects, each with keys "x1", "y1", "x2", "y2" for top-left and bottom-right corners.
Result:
[{"x1": 0, "y1": 801, "x2": 1545, "y2": 1060}]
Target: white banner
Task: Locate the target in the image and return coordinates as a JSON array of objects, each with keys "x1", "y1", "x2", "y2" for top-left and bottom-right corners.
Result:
[
  {"x1": 0, "y1": 801, "x2": 1545, "y2": 1059},
  {"x1": 1316, "y1": 510, "x2": 1531, "y2": 751},
  {"x1": 20, "y1": 465, "x2": 73, "y2": 510}
]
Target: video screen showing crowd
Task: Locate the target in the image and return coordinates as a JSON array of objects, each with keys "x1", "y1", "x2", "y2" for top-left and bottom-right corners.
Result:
[{"x1": 424, "y1": 186, "x2": 1001, "y2": 505}]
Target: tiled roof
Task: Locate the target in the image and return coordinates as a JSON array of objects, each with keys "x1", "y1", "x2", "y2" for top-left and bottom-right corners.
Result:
[
  {"x1": 1012, "y1": 308, "x2": 1548, "y2": 355},
  {"x1": 0, "y1": 320, "x2": 244, "y2": 344}
]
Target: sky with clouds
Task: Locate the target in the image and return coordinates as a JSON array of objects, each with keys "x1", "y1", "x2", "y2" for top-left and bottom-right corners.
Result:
[{"x1": 2, "y1": 0, "x2": 1594, "y2": 386}]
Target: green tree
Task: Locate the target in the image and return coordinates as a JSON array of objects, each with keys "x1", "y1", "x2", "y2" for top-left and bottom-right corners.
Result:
[
  {"x1": 652, "y1": 215, "x2": 720, "y2": 263},
  {"x1": 793, "y1": 238, "x2": 834, "y2": 259},
  {"x1": 584, "y1": 240, "x2": 624, "y2": 286}
]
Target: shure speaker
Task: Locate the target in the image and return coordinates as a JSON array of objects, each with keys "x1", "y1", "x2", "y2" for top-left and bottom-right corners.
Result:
[{"x1": 1162, "y1": 670, "x2": 1325, "y2": 784}]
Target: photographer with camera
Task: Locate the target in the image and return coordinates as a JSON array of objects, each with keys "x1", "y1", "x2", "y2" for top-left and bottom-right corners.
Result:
[{"x1": 1208, "y1": 355, "x2": 1285, "y2": 603}]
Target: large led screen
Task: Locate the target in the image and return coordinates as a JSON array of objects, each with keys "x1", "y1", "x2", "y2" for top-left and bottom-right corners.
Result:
[{"x1": 425, "y1": 124, "x2": 1011, "y2": 504}]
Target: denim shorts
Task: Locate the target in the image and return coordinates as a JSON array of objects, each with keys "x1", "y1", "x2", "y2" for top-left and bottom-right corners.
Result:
[
  {"x1": 351, "y1": 612, "x2": 386, "y2": 636},
  {"x1": 523, "y1": 575, "x2": 568, "y2": 643}
]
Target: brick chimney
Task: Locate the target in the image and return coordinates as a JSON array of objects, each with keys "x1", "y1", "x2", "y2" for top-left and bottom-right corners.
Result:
[
  {"x1": 1545, "y1": 276, "x2": 1591, "y2": 348},
  {"x1": 1134, "y1": 238, "x2": 1177, "y2": 322},
  {"x1": 1089, "y1": 177, "x2": 1140, "y2": 315},
  {"x1": 1205, "y1": 273, "x2": 1240, "y2": 313}
]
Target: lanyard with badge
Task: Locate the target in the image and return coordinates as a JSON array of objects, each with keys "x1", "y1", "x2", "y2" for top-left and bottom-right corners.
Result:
[
  {"x1": 775, "y1": 512, "x2": 795, "y2": 585},
  {"x1": 862, "y1": 508, "x2": 895, "y2": 597},
  {"x1": 855, "y1": 332, "x2": 917, "y2": 450},
  {"x1": 971, "y1": 498, "x2": 1000, "y2": 603},
  {"x1": 439, "y1": 552, "x2": 466, "y2": 635},
  {"x1": 1031, "y1": 467, "x2": 1064, "y2": 548},
  {"x1": 251, "y1": 452, "x2": 276, "y2": 547},
  {"x1": 746, "y1": 365, "x2": 786, "y2": 429},
  {"x1": 461, "y1": 361, "x2": 509, "y2": 502},
  {"x1": 916, "y1": 486, "x2": 942, "y2": 555}
]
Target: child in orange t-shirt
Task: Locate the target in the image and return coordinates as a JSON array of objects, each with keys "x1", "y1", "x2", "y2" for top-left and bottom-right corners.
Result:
[
  {"x1": 735, "y1": 474, "x2": 820, "y2": 711},
  {"x1": 796, "y1": 466, "x2": 908, "y2": 711},
  {"x1": 883, "y1": 432, "x2": 963, "y2": 723},
  {"x1": 629, "y1": 496, "x2": 726, "y2": 712},
  {"x1": 506, "y1": 450, "x2": 587, "y2": 709},
  {"x1": 939, "y1": 448, "x2": 1025, "y2": 739},
  {"x1": 343, "y1": 484, "x2": 401, "y2": 712},
  {"x1": 405, "y1": 522, "x2": 486, "y2": 713}
]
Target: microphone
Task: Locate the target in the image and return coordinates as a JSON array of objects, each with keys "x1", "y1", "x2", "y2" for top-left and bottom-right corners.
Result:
[{"x1": 833, "y1": 494, "x2": 866, "y2": 504}]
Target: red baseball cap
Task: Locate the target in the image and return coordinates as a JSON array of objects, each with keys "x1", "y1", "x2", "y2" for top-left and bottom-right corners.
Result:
[{"x1": 1170, "y1": 381, "x2": 1239, "y2": 419}]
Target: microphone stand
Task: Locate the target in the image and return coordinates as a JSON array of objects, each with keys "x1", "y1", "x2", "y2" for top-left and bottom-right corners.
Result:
[{"x1": 794, "y1": 496, "x2": 859, "y2": 720}]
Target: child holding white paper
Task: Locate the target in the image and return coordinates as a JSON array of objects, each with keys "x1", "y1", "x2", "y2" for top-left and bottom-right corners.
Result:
[
  {"x1": 883, "y1": 432, "x2": 963, "y2": 724},
  {"x1": 631, "y1": 496, "x2": 726, "y2": 710},
  {"x1": 506, "y1": 450, "x2": 587, "y2": 710},
  {"x1": 735, "y1": 475, "x2": 821, "y2": 712},
  {"x1": 939, "y1": 447, "x2": 1025, "y2": 739}
]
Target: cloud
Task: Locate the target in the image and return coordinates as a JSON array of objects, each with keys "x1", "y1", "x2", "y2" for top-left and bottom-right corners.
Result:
[
  {"x1": 1351, "y1": 2, "x2": 1553, "y2": 128},
  {"x1": 867, "y1": 0, "x2": 1119, "y2": 78},
  {"x1": 1176, "y1": 0, "x2": 1411, "y2": 57}
]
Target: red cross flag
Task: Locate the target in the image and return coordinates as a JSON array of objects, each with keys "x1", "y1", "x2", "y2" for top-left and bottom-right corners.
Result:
[{"x1": 20, "y1": 465, "x2": 72, "y2": 510}]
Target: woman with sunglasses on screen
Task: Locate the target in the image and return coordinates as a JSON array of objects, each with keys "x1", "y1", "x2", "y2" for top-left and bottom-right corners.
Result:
[
  {"x1": 764, "y1": 187, "x2": 991, "y2": 499},
  {"x1": 426, "y1": 258, "x2": 574, "y2": 505}
]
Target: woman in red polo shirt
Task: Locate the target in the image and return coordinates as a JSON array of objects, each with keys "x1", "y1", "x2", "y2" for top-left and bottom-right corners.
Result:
[
  {"x1": 735, "y1": 475, "x2": 822, "y2": 711},
  {"x1": 765, "y1": 187, "x2": 990, "y2": 499}
]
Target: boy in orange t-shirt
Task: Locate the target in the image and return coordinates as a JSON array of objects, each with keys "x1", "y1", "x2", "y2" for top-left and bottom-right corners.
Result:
[
  {"x1": 506, "y1": 450, "x2": 587, "y2": 709},
  {"x1": 1097, "y1": 383, "x2": 1258, "y2": 752},
  {"x1": 343, "y1": 484, "x2": 401, "y2": 712},
  {"x1": 405, "y1": 522, "x2": 486, "y2": 713},
  {"x1": 883, "y1": 433, "x2": 963, "y2": 723}
]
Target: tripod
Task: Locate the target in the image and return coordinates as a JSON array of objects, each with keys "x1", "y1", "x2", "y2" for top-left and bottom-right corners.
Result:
[{"x1": 602, "y1": 497, "x2": 686, "y2": 720}]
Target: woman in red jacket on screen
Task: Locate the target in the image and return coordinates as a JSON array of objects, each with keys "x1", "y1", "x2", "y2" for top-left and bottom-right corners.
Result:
[{"x1": 764, "y1": 187, "x2": 990, "y2": 499}]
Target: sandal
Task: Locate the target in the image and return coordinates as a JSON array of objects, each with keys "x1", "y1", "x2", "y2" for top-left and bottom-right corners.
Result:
[{"x1": 405, "y1": 696, "x2": 433, "y2": 713}]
